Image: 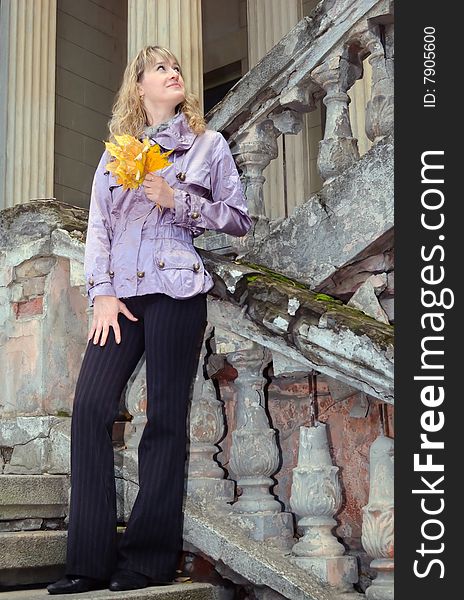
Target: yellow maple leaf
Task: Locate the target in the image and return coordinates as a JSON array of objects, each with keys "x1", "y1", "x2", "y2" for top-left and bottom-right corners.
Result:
[
  {"x1": 145, "y1": 143, "x2": 174, "y2": 175},
  {"x1": 104, "y1": 135, "x2": 174, "y2": 209}
]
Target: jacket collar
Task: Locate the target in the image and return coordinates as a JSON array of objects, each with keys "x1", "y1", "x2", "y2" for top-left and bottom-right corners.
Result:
[{"x1": 143, "y1": 110, "x2": 197, "y2": 151}]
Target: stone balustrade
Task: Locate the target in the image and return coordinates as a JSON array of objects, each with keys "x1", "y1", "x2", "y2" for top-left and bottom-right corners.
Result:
[{"x1": 120, "y1": 307, "x2": 394, "y2": 597}]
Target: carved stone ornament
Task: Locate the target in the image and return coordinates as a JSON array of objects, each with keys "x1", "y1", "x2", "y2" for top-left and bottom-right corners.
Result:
[
  {"x1": 361, "y1": 435, "x2": 394, "y2": 600},
  {"x1": 289, "y1": 423, "x2": 358, "y2": 590}
]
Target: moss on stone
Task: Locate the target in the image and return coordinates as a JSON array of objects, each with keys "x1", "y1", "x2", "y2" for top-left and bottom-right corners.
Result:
[
  {"x1": 233, "y1": 259, "x2": 394, "y2": 350},
  {"x1": 55, "y1": 410, "x2": 71, "y2": 417},
  {"x1": 314, "y1": 292, "x2": 343, "y2": 305},
  {"x1": 234, "y1": 259, "x2": 309, "y2": 290}
]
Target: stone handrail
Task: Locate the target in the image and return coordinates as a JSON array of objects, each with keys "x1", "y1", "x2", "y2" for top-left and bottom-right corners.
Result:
[
  {"x1": 197, "y1": 0, "x2": 395, "y2": 333},
  {"x1": 120, "y1": 245, "x2": 394, "y2": 597},
  {"x1": 202, "y1": 250, "x2": 394, "y2": 404}
]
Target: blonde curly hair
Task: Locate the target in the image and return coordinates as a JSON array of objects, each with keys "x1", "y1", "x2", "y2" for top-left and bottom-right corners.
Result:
[{"x1": 108, "y1": 45, "x2": 207, "y2": 142}]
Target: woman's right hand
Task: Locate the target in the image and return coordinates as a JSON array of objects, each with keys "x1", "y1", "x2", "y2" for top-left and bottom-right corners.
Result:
[{"x1": 88, "y1": 296, "x2": 139, "y2": 346}]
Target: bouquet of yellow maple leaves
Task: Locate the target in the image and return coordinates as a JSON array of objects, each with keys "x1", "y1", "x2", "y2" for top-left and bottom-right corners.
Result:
[{"x1": 104, "y1": 135, "x2": 174, "y2": 211}]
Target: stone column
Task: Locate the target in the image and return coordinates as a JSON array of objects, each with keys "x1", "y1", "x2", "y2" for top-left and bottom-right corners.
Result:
[
  {"x1": 127, "y1": 0, "x2": 203, "y2": 113},
  {"x1": 246, "y1": 0, "x2": 305, "y2": 220},
  {"x1": 0, "y1": 0, "x2": 57, "y2": 210}
]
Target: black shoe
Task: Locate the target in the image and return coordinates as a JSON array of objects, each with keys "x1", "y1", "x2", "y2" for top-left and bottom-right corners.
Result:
[
  {"x1": 47, "y1": 574, "x2": 108, "y2": 595},
  {"x1": 108, "y1": 569, "x2": 172, "y2": 591}
]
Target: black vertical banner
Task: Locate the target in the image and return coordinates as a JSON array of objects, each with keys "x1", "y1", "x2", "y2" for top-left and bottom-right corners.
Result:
[{"x1": 396, "y1": 1, "x2": 459, "y2": 596}]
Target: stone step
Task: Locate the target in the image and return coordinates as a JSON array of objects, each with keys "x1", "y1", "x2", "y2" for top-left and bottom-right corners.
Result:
[
  {"x1": 0, "y1": 530, "x2": 67, "y2": 586},
  {"x1": 0, "y1": 581, "x2": 214, "y2": 600},
  {"x1": 0, "y1": 475, "x2": 69, "y2": 521},
  {"x1": 0, "y1": 529, "x2": 143, "y2": 587}
]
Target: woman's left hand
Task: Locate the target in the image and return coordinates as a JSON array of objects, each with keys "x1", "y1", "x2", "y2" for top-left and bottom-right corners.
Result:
[{"x1": 142, "y1": 173, "x2": 175, "y2": 208}]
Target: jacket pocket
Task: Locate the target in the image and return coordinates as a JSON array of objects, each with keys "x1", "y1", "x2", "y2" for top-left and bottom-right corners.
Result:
[{"x1": 153, "y1": 239, "x2": 205, "y2": 298}]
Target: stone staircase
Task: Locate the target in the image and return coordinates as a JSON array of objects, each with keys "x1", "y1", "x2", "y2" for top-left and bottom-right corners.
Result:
[
  {"x1": 0, "y1": 475, "x2": 69, "y2": 588},
  {"x1": 0, "y1": 475, "x2": 215, "y2": 598},
  {"x1": 0, "y1": 474, "x2": 362, "y2": 600}
]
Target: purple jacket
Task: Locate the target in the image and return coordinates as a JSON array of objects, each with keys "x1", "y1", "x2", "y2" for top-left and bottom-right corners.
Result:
[{"x1": 84, "y1": 111, "x2": 252, "y2": 307}]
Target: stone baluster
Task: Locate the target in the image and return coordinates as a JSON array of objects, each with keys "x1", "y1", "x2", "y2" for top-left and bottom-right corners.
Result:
[
  {"x1": 289, "y1": 422, "x2": 358, "y2": 591},
  {"x1": 361, "y1": 434, "x2": 394, "y2": 600},
  {"x1": 311, "y1": 53, "x2": 362, "y2": 182},
  {"x1": 362, "y1": 25, "x2": 394, "y2": 144},
  {"x1": 187, "y1": 323, "x2": 235, "y2": 508},
  {"x1": 217, "y1": 332, "x2": 294, "y2": 549},
  {"x1": 233, "y1": 120, "x2": 279, "y2": 242}
]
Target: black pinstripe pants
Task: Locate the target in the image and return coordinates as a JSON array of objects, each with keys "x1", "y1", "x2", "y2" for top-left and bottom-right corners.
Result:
[{"x1": 65, "y1": 292, "x2": 208, "y2": 581}]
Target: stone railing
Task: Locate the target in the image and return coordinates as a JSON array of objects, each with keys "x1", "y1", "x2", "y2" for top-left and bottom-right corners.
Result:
[{"x1": 207, "y1": 0, "x2": 393, "y2": 220}]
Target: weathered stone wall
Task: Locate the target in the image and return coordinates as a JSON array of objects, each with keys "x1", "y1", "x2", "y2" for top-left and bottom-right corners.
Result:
[{"x1": 0, "y1": 200, "x2": 89, "y2": 475}]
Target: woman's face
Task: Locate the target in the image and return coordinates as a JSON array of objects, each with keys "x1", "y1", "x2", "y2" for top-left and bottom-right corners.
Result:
[{"x1": 137, "y1": 56, "x2": 185, "y2": 108}]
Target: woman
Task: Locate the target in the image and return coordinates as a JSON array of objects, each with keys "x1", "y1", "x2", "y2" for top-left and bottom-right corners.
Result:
[{"x1": 47, "y1": 45, "x2": 252, "y2": 595}]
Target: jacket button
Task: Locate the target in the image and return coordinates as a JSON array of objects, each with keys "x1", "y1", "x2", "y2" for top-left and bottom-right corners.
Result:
[
  {"x1": 158, "y1": 260, "x2": 165, "y2": 268},
  {"x1": 191, "y1": 211, "x2": 200, "y2": 219},
  {"x1": 137, "y1": 271, "x2": 145, "y2": 277},
  {"x1": 109, "y1": 271, "x2": 114, "y2": 278},
  {"x1": 193, "y1": 262, "x2": 200, "y2": 272},
  {"x1": 88, "y1": 278, "x2": 94, "y2": 286}
]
